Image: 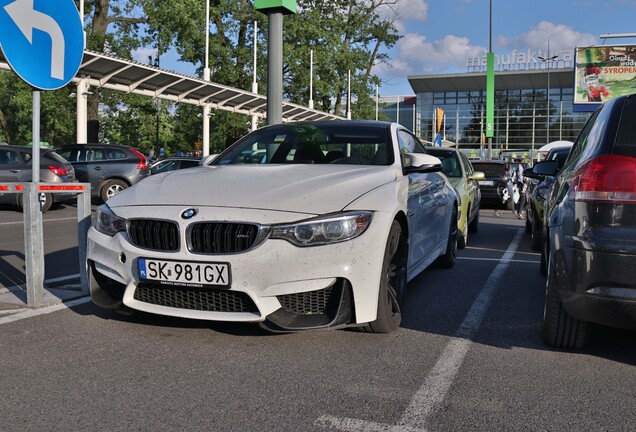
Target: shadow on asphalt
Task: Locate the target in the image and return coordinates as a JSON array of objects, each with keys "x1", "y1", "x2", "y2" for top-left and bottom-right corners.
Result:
[{"x1": 399, "y1": 217, "x2": 636, "y2": 366}]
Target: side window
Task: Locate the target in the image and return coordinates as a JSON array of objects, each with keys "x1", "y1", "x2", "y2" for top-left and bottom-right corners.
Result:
[
  {"x1": 89, "y1": 148, "x2": 106, "y2": 161},
  {"x1": 181, "y1": 160, "x2": 200, "y2": 169},
  {"x1": 57, "y1": 149, "x2": 72, "y2": 162},
  {"x1": 561, "y1": 110, "x2": 600, "y2": 173},
  {"x1": 21, "y1": 152, "x2": 32, "y2": 163},
  {"x1": 106, "y1": 149, "x2": 128, "y2": 160},
  {"x1": 460, "y1": 153, "x2": 473, "y2": 176},
  {"x1": 397, "y1": 130, "x2": 425, "y2": 155},
  {"x1": 615, "y1": 97, "x2": 636, "y2": 156},
  {"x1": 0, "y1": 149, "x2": 19, "y2": 165}
]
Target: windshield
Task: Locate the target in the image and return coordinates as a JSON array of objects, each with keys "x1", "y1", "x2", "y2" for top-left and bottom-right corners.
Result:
[
  {"x1": 472, "y1": 162, "x2": 506, "y2": 177},
  {"x1": 426, "y1": 149, "x2": 462, "y2": 177},
  {"x1": 215, "y1": 123, "x2": 393, "y2": 166}
]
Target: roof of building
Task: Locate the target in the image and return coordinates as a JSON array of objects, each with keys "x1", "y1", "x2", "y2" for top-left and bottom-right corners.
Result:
[{"x1": 408, "y1": 68, "x2": 574, "y2": 93}]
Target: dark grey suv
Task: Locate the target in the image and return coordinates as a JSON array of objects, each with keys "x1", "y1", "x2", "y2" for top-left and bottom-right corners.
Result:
[
  {"x1": 56, "y1": 144, "x2": 150, "y2": 202},
  {"x1": 0, "y1": 144, "x2": 76, "y2": 212}
]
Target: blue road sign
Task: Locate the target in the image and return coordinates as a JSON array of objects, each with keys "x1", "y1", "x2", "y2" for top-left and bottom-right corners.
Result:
[{"x1": 0, "y1": 0, "x2": 84, "y2": 90}]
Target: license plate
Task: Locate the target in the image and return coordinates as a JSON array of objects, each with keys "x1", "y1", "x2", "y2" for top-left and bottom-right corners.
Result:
[
  {"x1": 138, "y1": 258, "x2": 231, "y2": 288},
  {"x1": 479, "y1": 180, "x2": 494, "y2": 186}
]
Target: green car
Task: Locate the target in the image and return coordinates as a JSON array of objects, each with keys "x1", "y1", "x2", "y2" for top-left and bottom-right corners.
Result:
[{"x1": 426, "y1": 147, "x2": 485, "y2": 248}]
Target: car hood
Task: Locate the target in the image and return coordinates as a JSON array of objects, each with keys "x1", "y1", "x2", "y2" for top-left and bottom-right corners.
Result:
[{"x1": 108, "y1": 164, "x2": 398, "y2": 214}]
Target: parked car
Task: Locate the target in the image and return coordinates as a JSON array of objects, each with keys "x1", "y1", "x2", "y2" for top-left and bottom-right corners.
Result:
[
  {"x1": 523, "y1": 143, "x2": 572, "y2": 250},
  {"x1": 540, "y1": 93, "x2": 636, "y2": 349},
  {"x1": 0, "y1": 144, "x2": 76, "y2": 212},
  {"x1": 149, "y1": 157, "x2": 200, "y2": 174},
  {"x1": 87, "y1": 121, "x2": 459, "y2": 333},
  {"x1": 470, "y1": 160, "x2": 513, "y2": 210},
  {"x1": 426, "y1": 147, "x2": 484, "y2": 248},
  {"x1": 55, "y1": 144, "x2": 150, "y2": 202}
]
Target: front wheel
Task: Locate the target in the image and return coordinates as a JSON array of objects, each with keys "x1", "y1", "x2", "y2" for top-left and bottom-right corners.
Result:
[
  {"x1": 531, "y1": 217, "x2": 542, "y2": 251},
  {"x1": 435, "y1": 207, "x2": 457, "y2": 269},
  {"x1": 458, "y1": 220, "x2": 468, "y2": 249},
  {"x1": 364, "y1": 220, "x2": 406, "y2": 333},
  {"x1": 468, "y1": 208, "x2": 479, "y2": 233}
]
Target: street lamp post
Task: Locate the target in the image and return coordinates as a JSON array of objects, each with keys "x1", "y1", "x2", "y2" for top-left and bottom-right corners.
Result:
[{"x1": 539, "y1": 41, "x2": 558, "y2": 144}]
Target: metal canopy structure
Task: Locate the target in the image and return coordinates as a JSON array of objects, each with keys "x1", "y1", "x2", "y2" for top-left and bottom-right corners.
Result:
[
  {"x1": 408, "y1": 69, "x2": 574, "y2": 94},
  {"x1": 0, "y1": 48, "x2": 342, "y2": 122}
]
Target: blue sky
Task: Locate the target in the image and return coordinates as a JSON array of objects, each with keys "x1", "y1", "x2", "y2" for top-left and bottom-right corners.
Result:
[{"x1": 145, "y1": 0, "x2": 636, "y2": 98}]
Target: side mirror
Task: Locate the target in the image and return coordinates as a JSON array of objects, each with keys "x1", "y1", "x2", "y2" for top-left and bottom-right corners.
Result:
[
  {"x1": 199, "y1": 154, "x2": 218, "y2": 166},
  {"x1": 469, "y1": 171, "x2": 485, "y2": 181},
  {"x1": 532, "y1": 160, "x2": 559, "y2": 177},
  {"x1": 404, "y1": 153, "x2": 443, "y2": 174},
  {"x1": 523, "y1": 167, "x2": 540, "y2": 180}
]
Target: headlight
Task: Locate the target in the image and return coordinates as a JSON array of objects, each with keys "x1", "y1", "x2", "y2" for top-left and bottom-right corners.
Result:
[
  {"x1": 93, "y1": 204, "x2": 126, "y2": 236},
  {"x1": 270, "y1": 211, "x2": 373, "y2": 247}
]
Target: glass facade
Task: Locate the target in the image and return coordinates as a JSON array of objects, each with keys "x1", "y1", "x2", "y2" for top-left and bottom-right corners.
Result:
[
  {"x1": 377, "y1": 96, "x2": 416, "y2": 131},
  {"x1": 407, "y1": 69, "x2": 594, "y2": 159}
]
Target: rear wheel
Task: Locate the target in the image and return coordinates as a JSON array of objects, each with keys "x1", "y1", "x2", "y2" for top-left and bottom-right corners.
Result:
[
  {"x1": 542, "y1": 251, "x2": 588, "y2": 349},
  {"x1": 17, "y1": 192, "x2": 53, "y2": 213},
  {"x1": 101, "y1": 179, "x2": 128, "y2": 202},
  {"x1": 364, "y1": 220, "x2": 406, "y2": 333}
]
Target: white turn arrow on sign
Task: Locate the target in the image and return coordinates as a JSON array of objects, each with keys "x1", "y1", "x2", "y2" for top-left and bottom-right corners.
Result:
[{"x1": 4, "y1": 0, "x2": 66, "y2": 80}]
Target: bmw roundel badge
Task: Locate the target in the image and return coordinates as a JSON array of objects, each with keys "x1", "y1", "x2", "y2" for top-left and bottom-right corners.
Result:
[{"x1": 181, "y1": 208, "x2": 198, "y2": 219}]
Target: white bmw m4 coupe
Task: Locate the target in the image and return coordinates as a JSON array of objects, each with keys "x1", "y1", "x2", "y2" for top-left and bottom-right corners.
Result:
[{"x1": 87, "y1": 121, "x2": 459, "y2": 333}]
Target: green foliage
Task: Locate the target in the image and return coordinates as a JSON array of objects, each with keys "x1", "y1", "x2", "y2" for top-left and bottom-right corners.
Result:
[
  {"x1": 1, "y1": 0, "x2": 400, "y2": 150},
  {"x1": 0, "y1": 71, "x2": 77, "y2": 146}
]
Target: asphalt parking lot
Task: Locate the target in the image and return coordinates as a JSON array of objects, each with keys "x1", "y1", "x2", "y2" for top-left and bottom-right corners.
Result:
[{"x1": 1, "y1": 204, "x2": 634, "y2": 431}]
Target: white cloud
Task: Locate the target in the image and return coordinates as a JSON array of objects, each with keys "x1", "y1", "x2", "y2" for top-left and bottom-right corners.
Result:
[
  {"x1": 497, "y1": 21, "x2": 598, "y2": 55},
  {"x1": 132, "y1": 47, "x2": 157, "y2": 65},
  {"x1": 376, "y1": 0, "x2": 428, "y2": 35},
  {"x1": 381, "y1": 33, "x2": 485, "y2": 76}
]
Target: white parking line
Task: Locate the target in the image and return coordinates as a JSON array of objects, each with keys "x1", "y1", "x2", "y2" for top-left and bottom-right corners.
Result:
[
  {"x1": 0, "y1": 216, "x2": 80, "y2": 226},
  {"x1": 316, "y1": 229, "x2": 524, "y2": 431},
  {"x1": 0, "y1": 273, "x2": 80, "y2": 294},
  {"x1": 458, "y1": 256, "x2": 537, "y2": 264},
  {"x1": 0, "y1": 297, "x2": 91, "y2": 325}
]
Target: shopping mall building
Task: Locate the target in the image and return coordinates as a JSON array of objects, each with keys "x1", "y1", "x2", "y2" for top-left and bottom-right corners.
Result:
[{"x1": 380, "y1": 50, "x2": 595, "y2": 159}]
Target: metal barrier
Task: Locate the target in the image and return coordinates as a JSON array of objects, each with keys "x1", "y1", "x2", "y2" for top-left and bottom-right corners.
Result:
[{"x1": 0, "y1": 182, "x2": 91, "y2": 307}]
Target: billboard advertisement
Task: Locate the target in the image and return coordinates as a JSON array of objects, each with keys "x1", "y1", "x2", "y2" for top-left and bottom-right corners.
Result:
[{"x1": 575, "y1": 45, "x2": 636, "y2": 106}]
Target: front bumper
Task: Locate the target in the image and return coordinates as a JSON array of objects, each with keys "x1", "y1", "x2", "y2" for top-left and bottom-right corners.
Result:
[{"x1": 87, "y1": 207, "x2": 392, "y2": 329}]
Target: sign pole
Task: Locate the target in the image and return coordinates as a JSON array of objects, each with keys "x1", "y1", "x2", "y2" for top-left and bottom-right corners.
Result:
[{"x1": 254, "y1": 0, "x2": 297, "y2": 126}]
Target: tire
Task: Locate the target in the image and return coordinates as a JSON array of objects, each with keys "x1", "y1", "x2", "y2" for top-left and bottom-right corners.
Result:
[
  {"x1": 365, "y1": 220, "x2": 406, "y2": 333},
  {"x1": 435, "y1": 208, "x2": 457, "y2": 269},
  {"x1": 468, "y1": 208, "x2": 479, "y2": 233},
  {"x1": 101, "y1": 179, "x2": 128, "y2": 202},
  {"x1": 540, "y1": 230, "x2": 548, "y2": 277},
  {"x1": 525, "y1": 212, "x2": 532, "y2": 234},
  {"x1": 458, "y1": 220, "x2": 468, "y2": 249},
  {"x1": 530, "y1": 217, "x2": 542, "y2": 251},
  {"x1": 542, "y1": 252, "x2": 588, "y2": 349},
  {"x1": 17, "y1": 192, "x2": 53, "y2": 213}
]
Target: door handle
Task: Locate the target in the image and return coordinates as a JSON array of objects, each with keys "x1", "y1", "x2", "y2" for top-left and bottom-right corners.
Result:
[
  {"x1": 9, "y1": 169, "x2": 21, "y2": 173},
  {"x1": 94, "y1": 166, "x2": 102, "y2": 171}
]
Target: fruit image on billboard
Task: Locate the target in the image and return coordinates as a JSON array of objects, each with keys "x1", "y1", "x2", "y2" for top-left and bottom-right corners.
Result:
[{"x1": 575, "y1": 45, "x2": 636, "y2": 105}]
